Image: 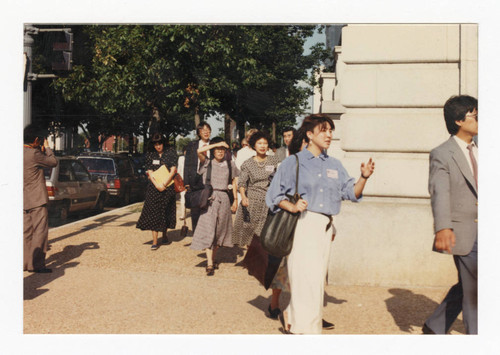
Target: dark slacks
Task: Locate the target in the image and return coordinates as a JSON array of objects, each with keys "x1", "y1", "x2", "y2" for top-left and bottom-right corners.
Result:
[
  {"x1": 23, "y1": 205, "x2": 49, "y2": 271},
  {"x1": 425, "y1": 239, "x2": 478, "y2": 334},
  {"x1": 190, "y1": 206, "x2": 201, "y2": 233}
]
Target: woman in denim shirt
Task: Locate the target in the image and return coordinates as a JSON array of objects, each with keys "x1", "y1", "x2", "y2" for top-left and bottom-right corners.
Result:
[{"x1": 266, "y1": 114, "x2": 375, "y2": 334}]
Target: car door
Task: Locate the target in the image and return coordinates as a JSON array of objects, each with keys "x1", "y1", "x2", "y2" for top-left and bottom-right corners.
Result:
[
  {"x1": 71, "y1": 160, "x2": 98, "y2": 209},
  {"x1": 122, "y1": 157, "x2": 139, "y2": 197},
  {"x1": 57, "y1": 159, "x2": 81, "y2": 212}
]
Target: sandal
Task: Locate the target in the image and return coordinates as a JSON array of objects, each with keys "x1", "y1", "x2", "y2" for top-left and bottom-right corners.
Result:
[
  {"x1": 206, "y1": 265, "x2": 215, "y2": 276},
  {"x1": 151, "y1": 244, "x2": 158, "y2": 251},
  {"x1": 279, "y1": 312, "x2": 291, "y2": 334}
]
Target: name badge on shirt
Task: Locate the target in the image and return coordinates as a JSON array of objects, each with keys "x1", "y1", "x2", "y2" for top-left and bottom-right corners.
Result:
[
  {"x1": 327, "y1": 169, "x2": 338, "y2": 179},
  {"x1": 265, "y1": 165, "x2": 275, "y2": 173},
  {"x1": 153, "y1": 159, "x2": 160, "y2": 165}
]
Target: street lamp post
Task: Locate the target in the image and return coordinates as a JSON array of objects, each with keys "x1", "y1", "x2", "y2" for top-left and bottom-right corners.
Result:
[{"x1": 24, "y1": 24, "x2": 36, "y2": 128}]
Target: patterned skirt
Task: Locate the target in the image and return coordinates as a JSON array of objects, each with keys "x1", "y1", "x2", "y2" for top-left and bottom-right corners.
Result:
[
  {"x1": 190, "y1": 191, "x2": 234, "y2": 250},
  {"x1": 136, "y1": 182, "x2": 176, "y2": 231}
]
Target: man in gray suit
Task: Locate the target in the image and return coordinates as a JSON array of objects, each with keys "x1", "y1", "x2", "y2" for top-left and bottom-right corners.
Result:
[
  {"x1": 24, "y1": 124, "x2": 58, "y2": 273},
  {"x1": 423, "y1": 95, "x2": 478, "y2": 334},
  {"x1": 275, "y1": 126, "x2": 296, "y2": 162}
]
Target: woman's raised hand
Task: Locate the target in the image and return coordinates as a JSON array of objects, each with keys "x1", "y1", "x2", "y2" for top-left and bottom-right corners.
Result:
[
  {"x1": 360, "y1": 158, "x2": 375, "y2": 178},
  {"x1": 217, "y1": 141, "x2": 230, "y2": 149}
]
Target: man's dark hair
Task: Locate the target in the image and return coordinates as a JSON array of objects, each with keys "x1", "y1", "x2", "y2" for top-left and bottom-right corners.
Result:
[
  {"x1": 196, "y1": 121, "x2": 212, "y2": 139},
  {"x1": 301, "y1": 114, "x2": 335, "y2": 143},
  {"x1": 248, "y1": 130, "x2": 271, "y2": 150},
  {"x1": 24, "y1": 123, "x2": 48, "y2": 144},
  {"x1": 443, "y1": 95, "x2": 478, "y2": 135},
  {"x1": 282, "y1": 126, "x2": 296, "y2": 135}
]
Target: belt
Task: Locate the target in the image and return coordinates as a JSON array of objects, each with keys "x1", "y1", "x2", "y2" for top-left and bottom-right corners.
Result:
[
  {"x1": 213, "y1": 188, "x2": 229, "y2": 192},
  {"x1": 320, "y1": 213, "x2": 333, "y2": 232}
]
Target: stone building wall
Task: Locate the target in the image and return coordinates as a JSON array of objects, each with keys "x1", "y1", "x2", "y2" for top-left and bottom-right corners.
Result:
[{"x1": 318, "y1": 24, "x2": 478, "y2": 286}]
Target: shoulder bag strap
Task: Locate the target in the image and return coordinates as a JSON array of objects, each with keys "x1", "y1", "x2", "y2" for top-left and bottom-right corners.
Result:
[
  {"x1": 226, "y1": 158, "x2": 232, "y2": 185},
  {"x1": 206, "y1": 160, "x2": 212, "y2": 186},
  {"x1": 293, "y1": 154, "x2": 299, "y2": 196}
]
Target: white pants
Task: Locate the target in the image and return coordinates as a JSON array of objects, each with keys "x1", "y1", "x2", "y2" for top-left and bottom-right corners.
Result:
[{"x1": 286, "y1": 211, "x2": 333, "y2": 334}]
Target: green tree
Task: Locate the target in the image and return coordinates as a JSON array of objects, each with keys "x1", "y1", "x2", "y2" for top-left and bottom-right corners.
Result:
[{"x1": 48, "y1": 25, "x2": 329, "y2": 149}]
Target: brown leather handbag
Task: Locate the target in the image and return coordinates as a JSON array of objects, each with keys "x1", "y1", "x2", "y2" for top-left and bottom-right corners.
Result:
[
  {"x1": 242, "y1": 235, "x2": 282, "y2": 290},
  {"x1": 174, "y1": 173, "x2": 185, "y2": 193}
]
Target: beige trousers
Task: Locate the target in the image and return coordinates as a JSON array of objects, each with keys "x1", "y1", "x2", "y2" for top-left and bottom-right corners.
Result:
[
  {"x1": 286, "y1": 211, "x2": 333, "y2": 334},
  {"x1": 23, "y1": 205, "x2": 49, "y2": 271}
]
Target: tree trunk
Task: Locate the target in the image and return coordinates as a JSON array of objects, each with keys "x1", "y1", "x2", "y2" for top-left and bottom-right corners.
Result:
[
  {"x1": 236, "y1": 120, "x2": 246, "y2": 144},
  {"x1": 194, "y1": 107, "x2": 201, "y2": 129},
  {"x1": 149, "y1": 106, "x2": 161, "y2": 135},
  {"x1": 224, "y1": 113, "x2": 232, "y2": 143},
  {"x1": 128, "y1": 134, "x2": 134, "y2": 154},
  {"x1": 272, "y1": 122, "x2": 276, "y2": 144}
]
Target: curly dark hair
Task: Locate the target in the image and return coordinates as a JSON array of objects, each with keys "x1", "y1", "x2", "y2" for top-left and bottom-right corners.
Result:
[
  {"x1": 147, "y1": 133, "x2": 168, "y2": 152},
  {"x1": 248, "y1": 130, "x2": 271, "y2": 150}
]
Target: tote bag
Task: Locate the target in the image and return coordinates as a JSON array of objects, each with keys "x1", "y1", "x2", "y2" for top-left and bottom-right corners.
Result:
[{"x1": 260, "y1": 154, "x2": 300, "y2": 258}]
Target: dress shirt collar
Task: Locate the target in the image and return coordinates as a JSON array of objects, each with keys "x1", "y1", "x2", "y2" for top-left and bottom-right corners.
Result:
[
  {"x1": 453, "y1": 135, "x2": 476, "y2": 150},
  {"x1": 300, "y1": 147, "x2": 329, "y2": 161}
]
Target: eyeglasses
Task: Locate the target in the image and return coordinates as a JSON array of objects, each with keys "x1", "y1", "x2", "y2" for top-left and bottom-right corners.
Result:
[{"x1": 465, "y1": 113, "x2": 478, "y2": 121}]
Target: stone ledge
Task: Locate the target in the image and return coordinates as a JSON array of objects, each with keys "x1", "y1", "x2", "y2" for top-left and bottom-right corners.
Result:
[{"x1": 341, "y1": 24, "x2": 460, "y2": 64}]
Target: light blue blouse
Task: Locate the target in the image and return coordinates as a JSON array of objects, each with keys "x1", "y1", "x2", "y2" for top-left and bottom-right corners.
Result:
[{"x1": 265, "y1": 148, "x2": 360, "y2": 215}]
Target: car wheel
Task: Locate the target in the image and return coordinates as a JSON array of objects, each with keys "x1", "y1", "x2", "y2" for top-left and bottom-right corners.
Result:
[
  {"x1": 58, "y1": 203, "x2": 69, "y2": 222},
  {"x1": 123, "y1": 189, "x2": 131, "y2": 206},
  {"x1": 95, "y1": 194, "x2": 105, "y2": 213}
]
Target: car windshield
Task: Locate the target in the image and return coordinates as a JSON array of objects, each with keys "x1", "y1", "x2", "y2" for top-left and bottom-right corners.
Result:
[{"x1": 78, "y1": 158, "x2": 115, "y2": 174}]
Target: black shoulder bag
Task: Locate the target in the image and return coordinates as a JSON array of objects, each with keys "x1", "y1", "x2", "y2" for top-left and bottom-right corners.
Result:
[
  {"x1": 185, "y1": 161, "x2": 213, "y2": 210},
  {"x1": 260, "y1": 154, "x2": 301, "y2": 257},
  {"x1": 226, "y1": 159, "x2": 235, "y2": 205}
]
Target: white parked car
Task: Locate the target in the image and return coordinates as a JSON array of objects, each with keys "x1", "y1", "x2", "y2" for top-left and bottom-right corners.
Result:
[{"x1": 44, "y1": 156, "x2": 108, "y2": 221}]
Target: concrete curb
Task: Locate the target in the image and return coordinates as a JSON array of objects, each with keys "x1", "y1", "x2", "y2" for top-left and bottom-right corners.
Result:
[{"x1": 48, "y1": 202, "x2": 143, "y2": 232}]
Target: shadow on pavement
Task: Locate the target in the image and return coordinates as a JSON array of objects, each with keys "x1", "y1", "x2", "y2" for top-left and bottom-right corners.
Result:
[
  {"x1": 247, "y1": 293, "x2": 291, "y2": 318},
  {"x1": 24, "y1": 242, "x2": 100, "y2": 301},
  {"x1": 385, "y1": 288, "x2": 466, "y2": 334},
  {"x1": 324, "y1": 291, "x2": 347, "y2": 305},
  {"x1": 192, "y1": 245, "x2": 245, "y2": 268},
  {"x1": 50, "y1": 212, "x2": 134, "y2": 245}
]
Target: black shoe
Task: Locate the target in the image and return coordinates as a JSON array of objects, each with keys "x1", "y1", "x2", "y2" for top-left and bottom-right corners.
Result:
[
  {"x1": 28, "y1": 268, "x2": 52, "y2": 274},
  {"x1": 422, "y1": 323, "x2": 435, "y2": 334},
  {"x1": 268, "y1": 305, "x2": 281, "y2": 319},
  {"x1": 206, "y1": 265, "x2": 215, "y2": 276},
  {"x1": 162, "y1": 237, "x2": 171, "y2": 245},
  {"x1": 322, "y1": 319, "x2": 335, "y2": 330}
]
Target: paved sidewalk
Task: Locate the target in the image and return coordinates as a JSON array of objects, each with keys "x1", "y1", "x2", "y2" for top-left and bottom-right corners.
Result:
[{"x1": 23, "y1": 202, "x2": 465, "y2": 335}]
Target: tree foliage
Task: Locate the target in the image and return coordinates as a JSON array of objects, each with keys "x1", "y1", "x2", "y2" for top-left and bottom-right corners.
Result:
[{"x1": 39, "y1": 25, "x2": 330, "y2": 147}]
